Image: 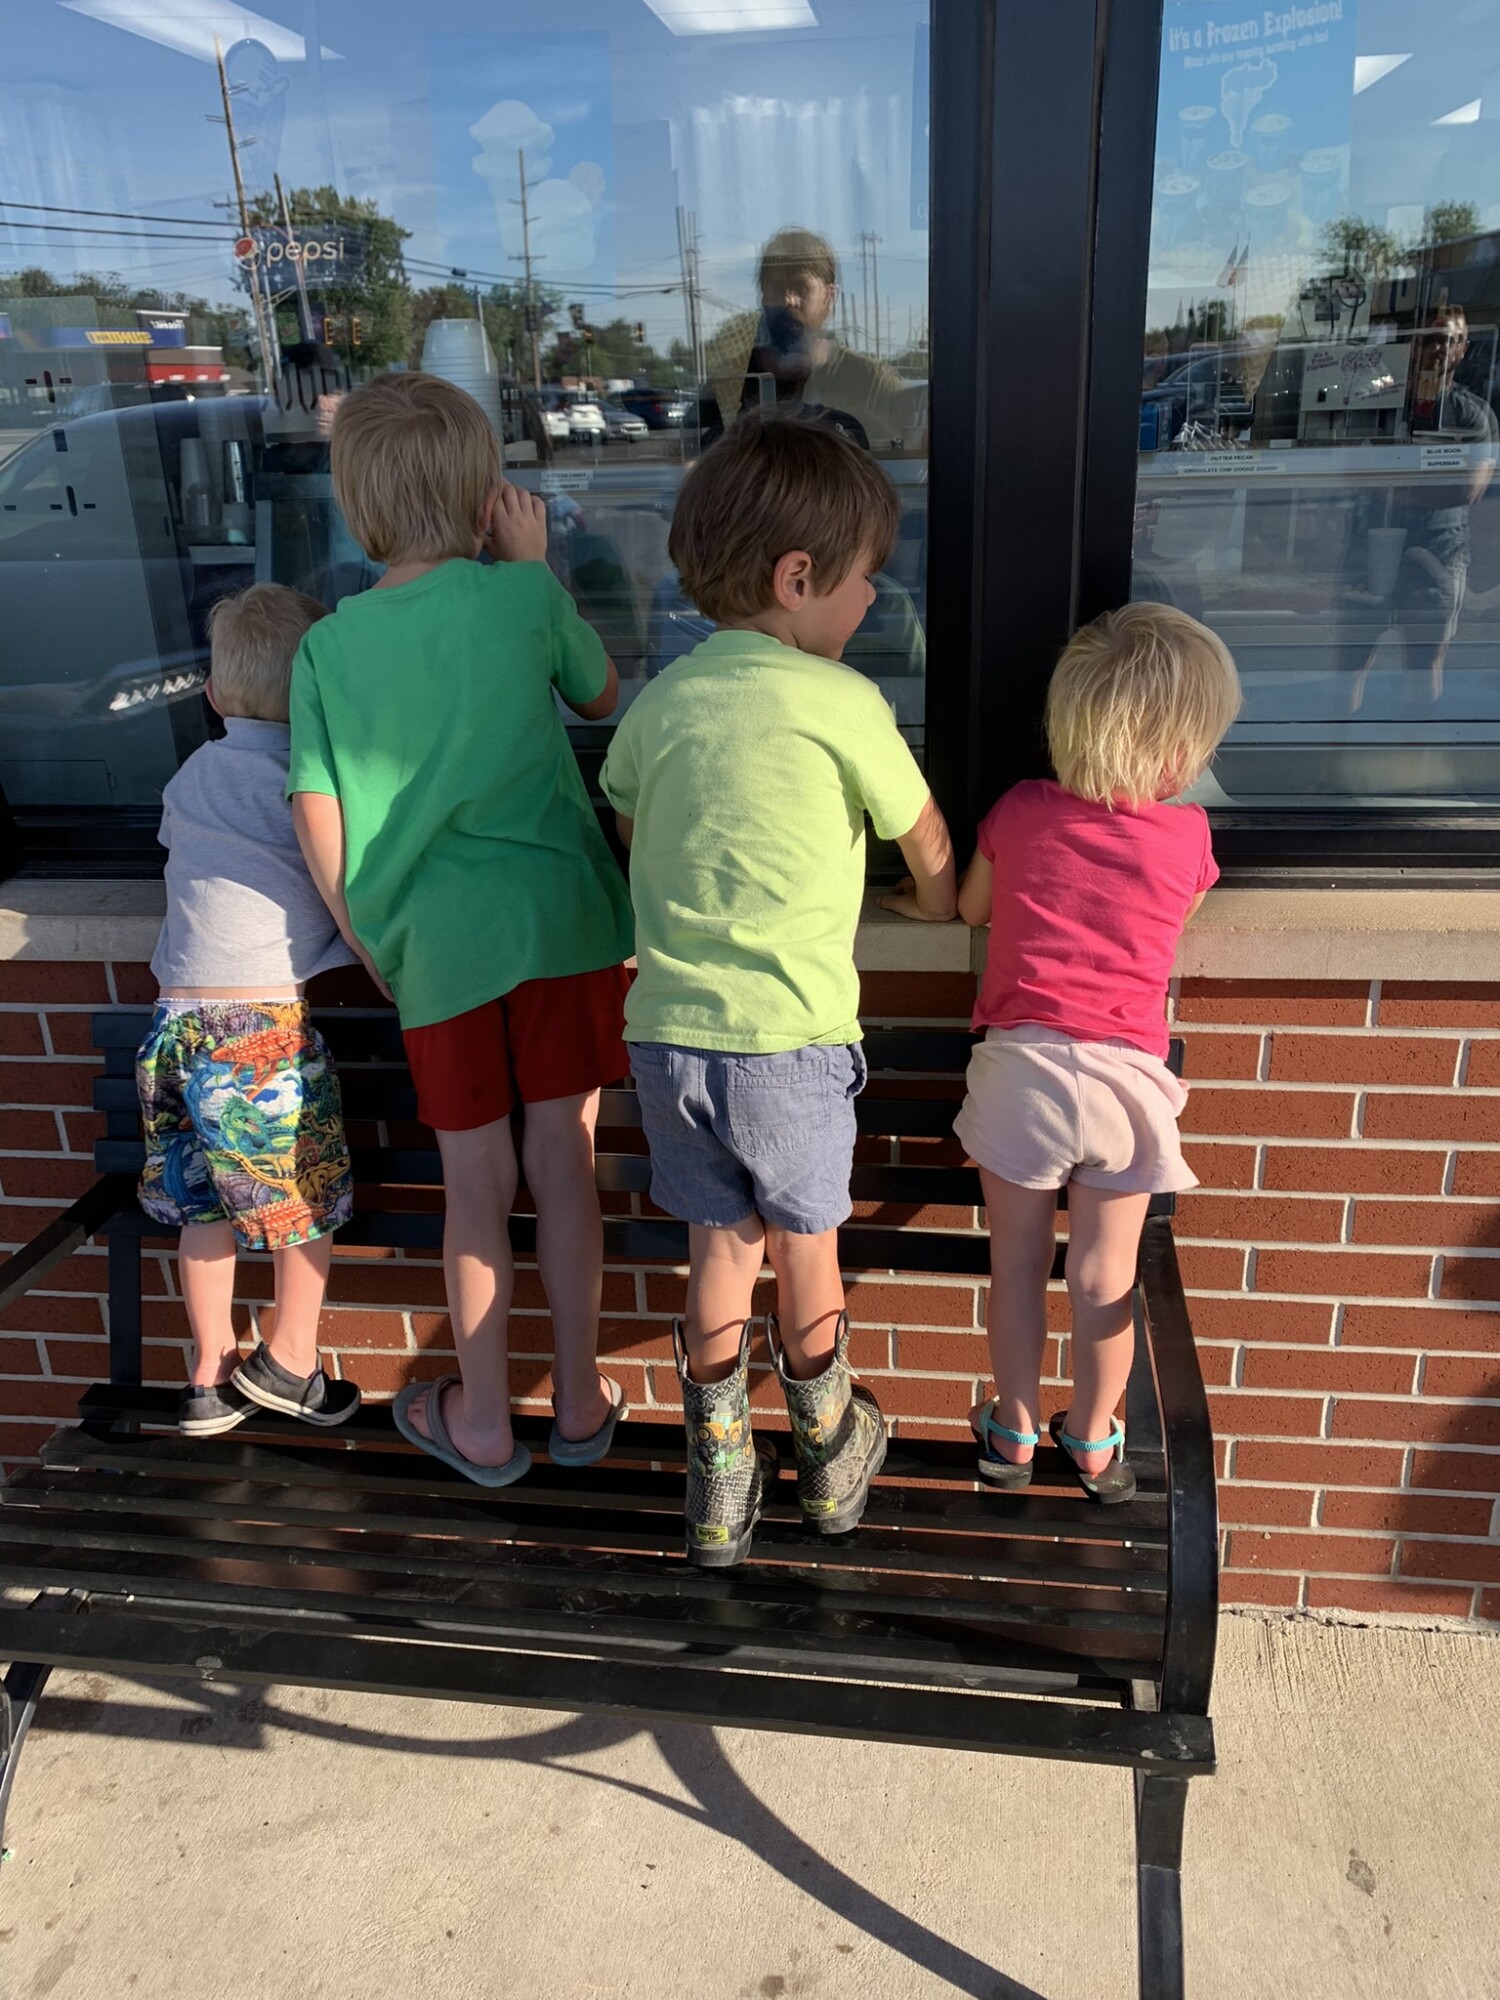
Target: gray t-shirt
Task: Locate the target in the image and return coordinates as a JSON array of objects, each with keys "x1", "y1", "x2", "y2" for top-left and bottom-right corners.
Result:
[{"x1": 151, "y1": 717, "x2": 357, "y2": 990}]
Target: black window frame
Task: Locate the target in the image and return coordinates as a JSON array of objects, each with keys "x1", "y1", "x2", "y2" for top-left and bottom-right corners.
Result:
[{"x1": 9, "y1": 0, "x2": 1496, "y2": 883}]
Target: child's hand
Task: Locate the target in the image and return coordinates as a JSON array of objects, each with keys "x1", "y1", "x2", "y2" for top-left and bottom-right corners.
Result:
[
  {"x1": 485, "y1": 482, "x2": 549, "y2": 565},
  {"x1": 355, "y1": 946, "x2": 395, "y2": 1003},
  {"x1": 878, "y1": 875, "x2": 955, "y2": 922}
]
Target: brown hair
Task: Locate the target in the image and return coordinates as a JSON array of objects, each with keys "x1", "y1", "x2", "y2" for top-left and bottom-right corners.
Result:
[
  {"x1": 757, "y1": 226, "x2": 838, "y2": 297},
  {"x1": 331, "y1": 372, "x2": 499, "y2": 565},
  {"x1": 207, "y1": 583, "x2": 326, "y2": 722},
  {"x1": 668, "y1": 411, "x2": 899, "y2": 623},
  {"x1": 1045, "y1": 602, "x2": 1241, "y2": 808}
]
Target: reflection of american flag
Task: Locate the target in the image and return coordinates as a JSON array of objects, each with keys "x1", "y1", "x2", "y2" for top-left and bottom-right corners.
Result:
[{"x1": 1217, "y1": 238, "x2": 1247, "y2": 289}]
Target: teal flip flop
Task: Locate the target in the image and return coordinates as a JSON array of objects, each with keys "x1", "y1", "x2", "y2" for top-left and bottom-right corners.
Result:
[
  {"x1": 1049, "y1": 1410, "x2": 1136, "y2": 1504},
  {"x1": 970, "y1": 1400, "x2": 1039, "y2": 1489},
  {"x1": 549, "y1": 1375, "x2": 628, "y2": 1466},
  {"x1": 392, "y1": 1376, "x2": 533, "y2": 1488}
]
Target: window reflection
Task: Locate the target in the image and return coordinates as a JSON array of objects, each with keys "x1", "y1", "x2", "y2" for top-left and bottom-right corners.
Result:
[
  {"x1": 1135, "y1": 2, "x2": 1500, "y2": 808},
  {"x1": 1, "y1": 1, "x2": 929, "y2": 814}
]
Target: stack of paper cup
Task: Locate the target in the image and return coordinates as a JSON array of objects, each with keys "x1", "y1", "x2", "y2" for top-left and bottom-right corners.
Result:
[{"x1": 421, "y1": 317, "x2": 503, "y2": 436}]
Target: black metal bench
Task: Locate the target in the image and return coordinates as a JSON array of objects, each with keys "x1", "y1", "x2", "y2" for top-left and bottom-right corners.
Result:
[{"x1": 0, "y1": 1009, "x2": 1217, "y2": 1999}]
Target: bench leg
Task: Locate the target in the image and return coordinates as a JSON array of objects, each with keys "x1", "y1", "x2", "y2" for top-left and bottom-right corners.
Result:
[
  {"x1": 0, "y1": 1660, "x2": 52, "y2": 1856},
  {"x1": 1134, "y1": 1770, "x2": 1188, "y2": 2000}
]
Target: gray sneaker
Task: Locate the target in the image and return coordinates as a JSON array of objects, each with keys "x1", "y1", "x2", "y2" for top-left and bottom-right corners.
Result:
[
  {"x1": 675, "y1": 1318, "x2": 765, "y2": 1568},
  {"x1": 770, "y1": 1312, "x2": 887, "y2": 1535},
  {"x1": 232, "y1": 1343, "x2": 361, "y2": 1427},
  {"x1": 178, "y1": 1380, "x2": 252, "y2": 1437}
]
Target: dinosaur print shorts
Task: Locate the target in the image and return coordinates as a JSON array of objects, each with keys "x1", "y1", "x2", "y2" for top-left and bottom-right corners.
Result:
[{"x1": 136, "y1": 1000, "x2": 352, "y2": 1250}]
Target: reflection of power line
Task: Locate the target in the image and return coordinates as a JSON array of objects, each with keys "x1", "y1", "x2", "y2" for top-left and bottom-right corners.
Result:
[
  {"x1": 0, "y1": 199, "x2": 223, "y2": 229},
  {"x1": 0, "y1": 219, "x2": 226, "y2": 245}
]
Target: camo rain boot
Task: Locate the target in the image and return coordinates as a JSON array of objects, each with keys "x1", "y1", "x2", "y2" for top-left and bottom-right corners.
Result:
[
  {"x1": 769, "y1": 1311, "x2": 887, "y2": 1535},
  {"x1": 675, "y1": 1318, "x2": 765, "y2": 1568}
]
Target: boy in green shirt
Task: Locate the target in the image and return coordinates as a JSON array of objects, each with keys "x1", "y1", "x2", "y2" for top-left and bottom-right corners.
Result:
[
  {"x1": 601, "y1": 413, "x2": 956, "y2": 1565},
  {"x1": 289, "y1": 373, "x2": 634, "y2": 1486}
]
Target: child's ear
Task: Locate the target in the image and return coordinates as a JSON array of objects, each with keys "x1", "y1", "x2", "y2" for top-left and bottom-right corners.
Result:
[
  {"x1": 204, "y1": 677, "x2": 223, "y2": 717},
  {"x1": 771, "y1": 548, "x2": 814, "y2": 609}
]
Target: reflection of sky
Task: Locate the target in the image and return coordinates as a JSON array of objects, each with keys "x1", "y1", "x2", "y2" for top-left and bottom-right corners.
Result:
[{"x1": 4, "y1": 0, "x2": 929, "y2": 356}]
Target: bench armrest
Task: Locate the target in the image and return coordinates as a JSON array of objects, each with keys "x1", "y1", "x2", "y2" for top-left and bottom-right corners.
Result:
[
  {"x1": 1137, "y1": 1215, "x2": 1219, "y2": 1718},
  {"x1": 0, "y1": 1176, "x2": 137, "y2": 1318}
]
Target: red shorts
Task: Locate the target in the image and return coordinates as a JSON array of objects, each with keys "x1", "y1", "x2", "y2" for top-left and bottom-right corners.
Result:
[{"x1": 403, "y1": 965, "x2": 631, "y2": 1131}]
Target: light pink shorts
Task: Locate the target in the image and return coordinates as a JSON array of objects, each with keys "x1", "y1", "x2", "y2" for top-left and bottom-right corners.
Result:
[{"x1": 953, "y1": 1025, "x2": 1196, "y2": 1196}]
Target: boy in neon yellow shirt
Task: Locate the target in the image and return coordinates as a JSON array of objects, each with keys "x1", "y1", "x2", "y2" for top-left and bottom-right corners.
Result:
[
  {"x1": 290, "y1": 374, "x2": 634, "y2": 1487},
  {"x1": 602, "y1": 413, "x2": 956, "y2": 1565}
]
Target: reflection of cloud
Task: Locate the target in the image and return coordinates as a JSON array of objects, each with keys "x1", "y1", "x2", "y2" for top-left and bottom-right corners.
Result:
[
  {"x1": 471, "y1": 98, "x2": 605, "y2": 275},
  {"x1": 548, "y1": 100, "x2": 594, "y2": 127}
]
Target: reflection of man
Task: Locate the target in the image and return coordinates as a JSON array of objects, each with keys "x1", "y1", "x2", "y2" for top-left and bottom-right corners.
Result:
[
  {"x1": 701, "y1": 227, "x2": 926, "y2": 454},
  {"x1": 1383, "y1": 307, "x2": 1498, "y2": 697}
]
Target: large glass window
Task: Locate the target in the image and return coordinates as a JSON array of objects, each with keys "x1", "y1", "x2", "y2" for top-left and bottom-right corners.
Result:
[
  {"x1": 1, "y1": 1, "x2": 930, "y2": 827},
  {"x1": 1134, "y1": 1, "x2": 1500, "y2": 811}
]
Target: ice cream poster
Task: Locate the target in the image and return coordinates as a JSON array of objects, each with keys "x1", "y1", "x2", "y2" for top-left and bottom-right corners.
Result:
[
  {"x1": 430, "y1": 35, "x2": 615, "y2": 297},
  {"x1": 1153, "y1": 2, "x2": 1361, "y2": 263}
]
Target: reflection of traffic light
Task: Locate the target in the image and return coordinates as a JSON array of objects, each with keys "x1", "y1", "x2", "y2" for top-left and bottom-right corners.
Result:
[
  {"x1": 633, "y1": 322, "x2": 645, "y2": 343},
  {"x1": 569, "y1": 302, "x2": 585, "y2": 329},
  {"x1": 523, "y1": 305, "x2": 540, "y2": 334},
  {"x1": 350, "y1": 317, "x2": 362, "y2": 347}
]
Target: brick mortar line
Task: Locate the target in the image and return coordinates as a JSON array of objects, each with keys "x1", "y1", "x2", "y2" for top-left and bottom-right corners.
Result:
[{"x1": 1177, "y1": 1022, "x2": 1500, "y2": 1040}]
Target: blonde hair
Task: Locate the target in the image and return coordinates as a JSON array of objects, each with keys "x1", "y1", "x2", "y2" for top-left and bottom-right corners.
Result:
[
  {"x1": 207, "y1": 583, "x2": 326, "y2": 722},
  {"x1": 1045, "y1": 602, "x2": 1241, "y2": 808},
  {"x1": 331, "y1": 372, "x2": 499, "y2": 565}
]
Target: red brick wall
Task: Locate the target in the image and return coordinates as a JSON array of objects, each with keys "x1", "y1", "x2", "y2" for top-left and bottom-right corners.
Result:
[{"x1": 2, "y1": 960, "x2": 1497, "y2": 1623}]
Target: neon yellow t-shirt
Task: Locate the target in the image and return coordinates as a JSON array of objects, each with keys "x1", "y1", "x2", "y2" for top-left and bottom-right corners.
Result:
[
  {"x1": 601, "y1": 630, "x2": 930, "y2": 1053},
  {"x1": 288, "y1": 560, "x2": 633, "y2": 1030}
]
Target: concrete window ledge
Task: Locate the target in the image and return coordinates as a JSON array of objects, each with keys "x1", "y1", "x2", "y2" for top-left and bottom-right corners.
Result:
[{"x1": 3, "y1": 880, "x2": 1500, "y2": 983}]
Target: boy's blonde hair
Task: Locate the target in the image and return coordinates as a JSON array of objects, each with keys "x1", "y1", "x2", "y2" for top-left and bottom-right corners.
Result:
[
  {"x1": 668, "y1": 410, "x2": 899, "y2": 623},
  {"x1": 331, "y1": 373, "x2": 499, "y2": 565},
  {"x1": 1045, "y1": 602, "x2": 1241, "y2": 808},
  {"x1": 206, "y1": 583, "x2": 326, "y2": 722}
]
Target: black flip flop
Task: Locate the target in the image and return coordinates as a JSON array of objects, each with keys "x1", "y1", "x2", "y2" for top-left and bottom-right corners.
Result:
[{"x1": 1049, "y1": 1411, "x2": 1137, "y2": 1505}]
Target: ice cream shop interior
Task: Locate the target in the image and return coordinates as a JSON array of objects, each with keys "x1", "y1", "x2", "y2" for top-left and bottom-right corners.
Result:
[{"x1": 1, "y1": 0, "x2": 1500, "y2": 1625}]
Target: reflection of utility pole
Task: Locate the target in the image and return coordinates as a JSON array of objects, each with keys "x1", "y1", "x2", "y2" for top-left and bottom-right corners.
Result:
[
  {"x1": 212, "y1": 36, "x2": 276, "y2": 387},
  {"x1": 858, "y1": 231, "x2": 872, "y2": 351},
  {"x1": 871, "y1": 236, "x2": 882, "y2": 359},
  {"x1": 510, "y1": 150, "x2": 543, "y2": 390},
  {"x1": 676, "y1": 205, "x2": 703, "y2": 383},
  {"x1": 275, "y1": 173, "x2": 314, "y2": 343}
]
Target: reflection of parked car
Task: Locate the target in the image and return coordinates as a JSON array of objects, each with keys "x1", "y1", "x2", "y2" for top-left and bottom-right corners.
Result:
[
  {"x1": 618, "y1": 387, "x2": 688, "y2": 430},
  {"x1": 568, "y1": 401, "x2": 607, "y2": 442},
  {"x1": 601, "y1": 404, "x2": 649, "y2": 442},
  {"x1": 1140, "y1": 350, "x2": 1254, "y2": 449}
]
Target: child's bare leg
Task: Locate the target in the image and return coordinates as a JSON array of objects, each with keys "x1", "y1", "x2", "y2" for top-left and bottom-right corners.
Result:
[
  {"x1": 265, "y1": 1234, "x2": 334, "y2": 1379},
  {"x1": 178, "y1": 1220, "x2": 240, "y2": 1386},
  {"x1": 762, "y1": 1225, "x2": 844, "y2": 1379},
  {"x1": 685, "y1": 1217, "x2": 764, "y2": 1381},
  {"x1": 1063, "y1": 1185, "x2": 1151, "y2": 1473},
  {"x1": 406, "y1": 1118, "x2": 519, "y2": 1467},
  {"x1": 523, "y1": 1090, "x2": 611, "y2": 1441},
  {"x1": 976, "y1": 1170, "x2": 1058, "y2": 1461}
]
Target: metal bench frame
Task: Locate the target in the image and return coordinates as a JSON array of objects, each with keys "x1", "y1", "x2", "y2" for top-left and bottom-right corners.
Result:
[{"x1": 0, "y1": 1012, "x2": 1217, "y2": 1999}]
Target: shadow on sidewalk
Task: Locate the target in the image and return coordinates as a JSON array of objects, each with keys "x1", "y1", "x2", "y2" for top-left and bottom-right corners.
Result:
[{"x1": 33, "y1": 1676, "x2": 1045, "y2": 2000}]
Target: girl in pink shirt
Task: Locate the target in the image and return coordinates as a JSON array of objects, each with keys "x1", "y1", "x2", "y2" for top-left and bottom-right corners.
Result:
[{"x1": 954, "y1": 604, "x2": 1239, "y2": 1502}]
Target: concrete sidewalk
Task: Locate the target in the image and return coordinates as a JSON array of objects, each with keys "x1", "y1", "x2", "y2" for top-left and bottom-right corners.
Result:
[{"x1": 0, "y1": 1613, "x2": 1495, "y2": 2000}]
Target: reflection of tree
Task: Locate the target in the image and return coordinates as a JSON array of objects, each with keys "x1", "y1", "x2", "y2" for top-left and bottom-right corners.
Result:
[
  {"x1": 248, "y1": 186, "x2": 412, "y2": 368},
  {"x1": 544, "y1": 316, "x2": 688, "y2": 387},
  {"x1": 0, "y1": 264, "x2": 252, "y2": 371},
  {"x1": 1317, "y1": 217, "x2": 1402, "y2": 284},
  {"x1": 1425, "y1": 201, "x2": 1481, "y2": 246}
]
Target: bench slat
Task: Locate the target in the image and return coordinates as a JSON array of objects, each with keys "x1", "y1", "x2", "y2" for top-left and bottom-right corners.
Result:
[
  {"x1": 0, "y1": 1602, "x2": 1215, "y2": 1770},
  {"x1": 0, "y1": 1533, "x2": 1155, "y2": 1695}
]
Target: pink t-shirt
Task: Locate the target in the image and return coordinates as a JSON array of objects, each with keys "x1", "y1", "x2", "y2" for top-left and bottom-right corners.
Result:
[{"x1": 973, "y1": 779, "x2": 1218, "y2": 1059}]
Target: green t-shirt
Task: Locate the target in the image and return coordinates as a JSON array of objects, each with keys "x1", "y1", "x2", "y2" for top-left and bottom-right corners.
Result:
[
  {"x1": 288, "y1": 560, "x2": 633, "y2": 1030},
  {"x1": 600, "y1": 629, "x2": 930, "y2": 1053}
]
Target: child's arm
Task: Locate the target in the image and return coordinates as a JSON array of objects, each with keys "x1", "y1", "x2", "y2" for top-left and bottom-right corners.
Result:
[
  {"x1": 877, "y1": 793, "x2": 957, "y2": 922},
  {"x1": 956, "y1": 849, "x2": 994, "y2": 928},
  {"x1": 292, "y1": 792, "x2": 394, "y2": 1002},
  {"x1": 565, "y1": 655, "x2": 620, "y2": 722}
]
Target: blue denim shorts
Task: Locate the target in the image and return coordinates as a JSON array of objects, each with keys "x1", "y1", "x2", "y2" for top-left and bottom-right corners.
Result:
[{"x1": 629, "y1": 1041, "x2": 867, "y2": 1235}]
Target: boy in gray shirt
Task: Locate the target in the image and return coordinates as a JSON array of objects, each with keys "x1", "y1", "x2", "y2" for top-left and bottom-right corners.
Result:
[{"x1": 138, "y1": 584, "x2": 369, "y2": 1435}]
